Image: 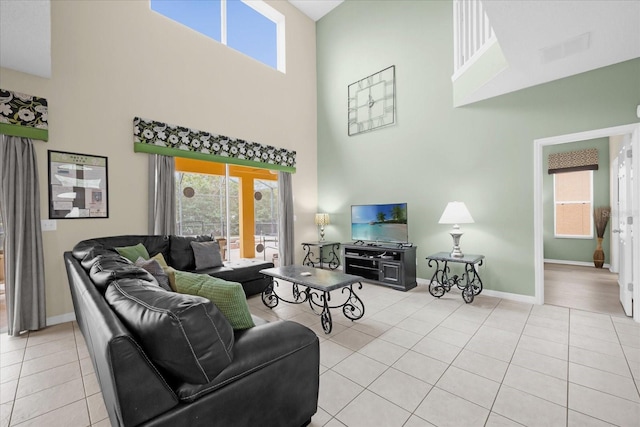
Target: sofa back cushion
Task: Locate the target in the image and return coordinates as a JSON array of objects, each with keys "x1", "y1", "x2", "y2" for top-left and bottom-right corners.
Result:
[
  {"x1": 89, "y1": 254, "x2": 156, "y2": 291},
  {"x1": 169, "y1": 235, "x2": 213, "y2": 271},
  {"x1": 105, "y1": 278, "x2": 234, "y2": 384},
  {"x1": 73, "y1": 236, "x2": 171, "y2": 265}
]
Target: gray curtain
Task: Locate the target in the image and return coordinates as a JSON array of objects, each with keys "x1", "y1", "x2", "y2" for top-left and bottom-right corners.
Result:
[
  {"x1": 0, "y1": 135, "x2": 46, "y2": 336},
  {"x1": 148, "y1": 154, "x2": 176, "y2": 235},
  {"x1": 278, "y1": 171, "x2": 294, "y2": 266}
]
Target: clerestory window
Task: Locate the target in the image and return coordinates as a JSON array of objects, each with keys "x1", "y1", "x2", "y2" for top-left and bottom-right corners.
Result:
[{"x1": 151, "y1": 0, "x2": 285, "y2": 72}]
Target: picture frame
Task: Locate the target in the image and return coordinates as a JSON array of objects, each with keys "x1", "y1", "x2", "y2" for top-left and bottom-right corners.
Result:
[
  {"x1": 48, "y1": 150, "x2": 109, "y2": 219},
  {"x1": 348, "y1": 65, "x2": 396, "y2": 136}
]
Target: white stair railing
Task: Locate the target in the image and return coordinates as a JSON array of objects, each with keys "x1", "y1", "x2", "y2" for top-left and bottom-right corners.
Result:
[{"x1": 452, "y1": 0, "x2": 495, "y2": 80}]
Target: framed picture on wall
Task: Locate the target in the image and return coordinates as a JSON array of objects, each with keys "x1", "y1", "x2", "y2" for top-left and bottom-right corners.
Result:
[{"x1": 48, "y1": 150, "x2": 109, "y2": 219}]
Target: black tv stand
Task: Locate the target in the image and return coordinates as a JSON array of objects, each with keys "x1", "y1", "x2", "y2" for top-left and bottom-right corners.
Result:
[{"x1": 343, "y1": 244, "x2": 417, "y2": 291}]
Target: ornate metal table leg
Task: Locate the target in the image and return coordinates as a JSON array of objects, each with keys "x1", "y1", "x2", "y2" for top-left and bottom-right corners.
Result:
[
  {"x1": 465, "y1": 261, "x2": 483, "y2": 296},
  {"x1": 302, "y1": 243, "x2": 315, "y2": 267},
  {"x1": 428, "y1": 259, "x2": 445, "y2": 297},
  {"x1": 327, "y1": 244, "x2": 341, "y2": 270},
  {"x1": 342, "y1": 283, "x2": 365, "y2": 321},
  {"x1": 320, "y1": 291, "x2": 332, "y2": 334},
  {"x1": 261, "y1": 278, "x2": 279, "y2": 308}
]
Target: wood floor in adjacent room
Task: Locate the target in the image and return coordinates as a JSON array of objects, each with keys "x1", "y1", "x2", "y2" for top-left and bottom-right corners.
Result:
[{"x1": 545, "y1": 262, "x2": 627, "y2": 318}]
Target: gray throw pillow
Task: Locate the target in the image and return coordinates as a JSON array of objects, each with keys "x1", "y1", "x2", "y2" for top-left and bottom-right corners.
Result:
[
  {"x1": 135, "y1": 257, "x2": 172, "y2": 291},
  {"x1": 190, "y1": 241, "x2": 223, "y2": 270}
]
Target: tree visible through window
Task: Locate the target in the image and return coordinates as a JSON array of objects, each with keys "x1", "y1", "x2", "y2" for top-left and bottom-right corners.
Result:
[
  {"x1": 151, "y1": 0, "x2": 283, "y2": 71},
  {"x1": 554, "y1": 170, "x2": 593, "y2": 238}
]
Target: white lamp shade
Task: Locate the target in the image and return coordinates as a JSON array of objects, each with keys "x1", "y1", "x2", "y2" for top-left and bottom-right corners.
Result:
[
  {"x1": 315, "y1": 213, "x2": 330, "y2": 226},
  {"x1": 438, "y1": 202, "x2": 474, "y2": 224}
]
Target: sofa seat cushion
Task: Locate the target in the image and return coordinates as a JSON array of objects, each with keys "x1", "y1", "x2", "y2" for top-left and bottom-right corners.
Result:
[
  {"x1": 198, "y1": 259, "x2": 274, "y2": 284},
  {"x1": 105, "y1": 278, "x2": 234, "y2": 385},
  {"x1": 174, "y1": 320, "x2": 318, "y2": 402}
]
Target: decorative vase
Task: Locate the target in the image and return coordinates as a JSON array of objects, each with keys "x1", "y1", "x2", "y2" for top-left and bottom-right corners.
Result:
[{"x1": 593, "y1": 237, "x2": 605, "y2": 268}]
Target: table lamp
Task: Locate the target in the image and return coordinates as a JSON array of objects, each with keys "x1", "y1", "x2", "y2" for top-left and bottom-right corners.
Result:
[
  {"x1": 315, "y1": 213, "x2": 330, "y2": 241},
  {"x1": 438, "y1": 202, "x2": 474, "y2": 258}
]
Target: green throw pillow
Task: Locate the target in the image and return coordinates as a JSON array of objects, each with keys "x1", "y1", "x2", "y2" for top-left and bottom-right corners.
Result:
[
  {"x1": 175, "y1": 271, "x2": 255, "y2": 330},
  {"x1": 115, "y1": 243, "x2": 150, "y2": 263}
]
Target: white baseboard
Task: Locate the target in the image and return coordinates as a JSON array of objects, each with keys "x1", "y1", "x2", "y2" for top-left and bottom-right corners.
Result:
[
  {"x1": 47, "y1": 312, "x2": 76, "y2": 326},
  {"x1": 419, "y1": 278, "x2": 538, "y2": 305},
  {"x1": 544, "y1": 259, "x2": 611, "y2": 269},
  {"x1": 480, "y1": 289, "x2": 537, "y2": 305}
]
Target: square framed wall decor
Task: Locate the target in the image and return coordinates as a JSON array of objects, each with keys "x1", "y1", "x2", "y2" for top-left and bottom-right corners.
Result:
[{"x1": 348, "y1": 65, "x2": 395, "y2": 136}]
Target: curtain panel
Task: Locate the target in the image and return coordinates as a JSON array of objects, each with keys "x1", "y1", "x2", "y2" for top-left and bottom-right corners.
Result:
[
  {"x1": 0, "y1": 89, "x2": 49, "y2": 142},
  {"x1": 0, "y1": 135, "x2": 47, "y2": 335},
  {"x1": 133, "y1": 117, "x2": 296, "y2": 173},
  {"x1": 548, "y1": 148, "x2": 599, "y2": 174},
  {"x1": 278, "y1": 171, "x2": 295, "y2": 266},
  {"x1": 148, "y1": 154, "x2": 176, "y2": 235}
]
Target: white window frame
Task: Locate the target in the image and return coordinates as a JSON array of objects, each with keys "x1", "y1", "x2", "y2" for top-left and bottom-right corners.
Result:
[
  {"x1": 152, "y1": 0, "x2": 285, "y2": 73},
  {"x1": 553, "y1": 170, "x2": 594, "y2": 239}
]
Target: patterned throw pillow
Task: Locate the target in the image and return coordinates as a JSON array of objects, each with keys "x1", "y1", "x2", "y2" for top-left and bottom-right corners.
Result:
[
  {"x1": 135, "y1": 257, "x2": 172, "y2": 292},
  {"x1": 175, "y1": 270, "x2": 255, "y2": 330},
  {"x1": 115, "y1": 243, "x2": 150, "y2": 263},
  {"x1": 190, "y1": 241, "x2": 223, "y2": 270}
]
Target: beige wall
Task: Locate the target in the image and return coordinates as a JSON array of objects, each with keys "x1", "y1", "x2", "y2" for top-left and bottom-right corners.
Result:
[{"x1": 0, "y1": 0, "x2": 318, "y2": 321}]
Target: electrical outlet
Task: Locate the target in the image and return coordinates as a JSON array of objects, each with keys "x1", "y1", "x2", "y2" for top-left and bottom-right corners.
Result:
[{"x1": 41, "y1": 219, "x2": 57, "y2": 231}]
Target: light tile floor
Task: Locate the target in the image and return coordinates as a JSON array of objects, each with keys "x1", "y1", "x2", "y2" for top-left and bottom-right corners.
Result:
[{"x1": 1, "y1": 282, "x2": 639, "y2": 427}]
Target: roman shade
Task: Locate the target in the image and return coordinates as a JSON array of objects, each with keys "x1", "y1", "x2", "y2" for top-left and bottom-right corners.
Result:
[
  {"x1": 0, "y1": 89, "x2": 48, "y2": 142},
  {"x1": 133, "y1": 117, "x2": 296, "y2": 173},
  {"x1": 548, "y1": 148, "x2": 598, "y2": 174}
]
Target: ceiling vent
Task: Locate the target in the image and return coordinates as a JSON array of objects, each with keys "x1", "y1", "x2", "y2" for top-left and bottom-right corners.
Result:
[{"x1": 540, "y1": 32, "x2": 591, "y2": 64}]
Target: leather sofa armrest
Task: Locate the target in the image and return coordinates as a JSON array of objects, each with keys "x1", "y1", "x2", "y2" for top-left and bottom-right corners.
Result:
[{"x1": 175, "y1": 320, "x2": 318, "y2": 402}]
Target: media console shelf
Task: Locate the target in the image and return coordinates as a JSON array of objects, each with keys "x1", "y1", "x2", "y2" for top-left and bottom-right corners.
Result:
[{"x1": 343, "y1": 243, "x2": 417, "y2": 291}]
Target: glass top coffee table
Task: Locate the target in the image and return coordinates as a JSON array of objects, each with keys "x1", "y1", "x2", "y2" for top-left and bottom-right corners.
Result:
[{"x1": 259, "y1": 265, "x2": 365, "y2": 334}]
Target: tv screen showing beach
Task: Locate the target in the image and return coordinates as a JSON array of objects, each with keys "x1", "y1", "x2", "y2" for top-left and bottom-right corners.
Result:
[{"x1": 351, "y1": 203, "x2": 408, "y2": 243}]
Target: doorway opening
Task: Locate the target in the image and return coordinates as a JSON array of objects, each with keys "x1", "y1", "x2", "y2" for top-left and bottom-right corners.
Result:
[{"x1": 534, "y1": 123, "x2": 639, "y2": 321}]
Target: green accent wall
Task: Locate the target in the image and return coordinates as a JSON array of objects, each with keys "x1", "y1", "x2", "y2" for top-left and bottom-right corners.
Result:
[
  {"x1": 316, "y1": 0, "x2": 640, "y2": 297},
  {"x1": 542, "y1": 139, "x2": 611, "y2": 264}
]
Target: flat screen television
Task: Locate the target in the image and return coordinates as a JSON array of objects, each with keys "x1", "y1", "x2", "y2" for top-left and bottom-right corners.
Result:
[{"x1": 351, "y1": 203, "x2": 409, "y2": 244}]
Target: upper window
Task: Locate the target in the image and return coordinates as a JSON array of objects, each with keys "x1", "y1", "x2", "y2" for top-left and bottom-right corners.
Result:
[
  {"x1": 151, "y1": 0, "x2": 285, "y2": 72},
  {"x1": 554, "y1": 170, "x2": 593, "y2": 238}
]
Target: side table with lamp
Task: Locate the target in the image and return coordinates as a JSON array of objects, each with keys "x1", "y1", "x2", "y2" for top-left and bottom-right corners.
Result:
[{"x1": 427, "y1": 202, "x2": 484, "y2": 303}]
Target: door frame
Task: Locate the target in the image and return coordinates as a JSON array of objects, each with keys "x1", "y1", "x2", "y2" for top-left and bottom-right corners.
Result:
[{"x1": 533, "y1": 123, "x2": 640, "y2": 322}]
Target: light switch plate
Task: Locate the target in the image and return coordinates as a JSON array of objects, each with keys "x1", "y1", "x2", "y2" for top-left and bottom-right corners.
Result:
[{"x1": 41, "y1": 219, "x2": 57, "y2": 231}]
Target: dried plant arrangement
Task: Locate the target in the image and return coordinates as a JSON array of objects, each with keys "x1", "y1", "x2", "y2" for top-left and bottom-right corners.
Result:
[
  {"x1": 593, "y1": 206, "x2": 611, "y2": 268},
  {"x1": 594, "y1": 206, "x2": 611, "y2": 238}
]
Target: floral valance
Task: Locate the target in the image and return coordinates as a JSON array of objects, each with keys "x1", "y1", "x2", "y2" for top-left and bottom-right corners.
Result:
[
  {"x1": 0, "y1": 89, "x2": 48, "y2": 141},
  {"x1": 133, "y1": 117, "x2": 296, "y2": 172},
  {"x1": 548, "y1": 148, "x2": 598, "y2": 174}
]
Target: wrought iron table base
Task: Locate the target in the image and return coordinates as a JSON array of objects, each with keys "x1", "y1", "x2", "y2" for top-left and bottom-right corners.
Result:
[
  {"x1": 262, "y1": 280, "x2": 365, "y2": 333},
  {"x1": 427, "y1": 258, "x2": 483, "y2": 303},
  {"x1": 302, "y1": 243, "x2": 341, "y2": 270}
]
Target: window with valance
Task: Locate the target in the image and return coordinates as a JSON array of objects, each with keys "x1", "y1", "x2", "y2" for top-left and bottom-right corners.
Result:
[
  {"x1": 133, "y1": 117, "x2": 296, "y2": 173},
  {"x1": 548, "y1": 148, "x2": 598, "y2": 238},
  {"x1": 0, "y1": 89, "x2": 48, "y2": 142}
]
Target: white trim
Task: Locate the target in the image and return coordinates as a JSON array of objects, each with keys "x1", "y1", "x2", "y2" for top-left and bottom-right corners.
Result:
[
  {"x1": 242, "y1": 0, "x2": 286, "y2": 73},
  {"x1": 534, "y1": 123, "x2": 640, "y2": 321},
  {"x1": 480, "y1": 289, "x2": 537, "y2": 305},
  {"x1": 418, "y1": 278, "x2": 536, "y2": 305},
  {"x1": 544, "y1": 258, "x2": 611, "y2": 268},
  {"x1": 47, "y1": 312, "x2": 76, "y2": 326}
]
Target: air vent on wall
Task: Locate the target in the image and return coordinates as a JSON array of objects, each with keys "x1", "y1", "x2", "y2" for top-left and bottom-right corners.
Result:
[{"x1": 540, "y1": 32, "x2": 591, "y2": 64}]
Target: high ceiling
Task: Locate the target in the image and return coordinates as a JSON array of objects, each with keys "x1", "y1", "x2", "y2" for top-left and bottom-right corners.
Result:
[{"x1": 1, "y1": 0, "x2": 638, "y2": 104}]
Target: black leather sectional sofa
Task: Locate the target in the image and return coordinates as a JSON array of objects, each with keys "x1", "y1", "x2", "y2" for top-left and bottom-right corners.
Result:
[
  {"x1": 64, "y1": 235, "x2": 319, "y2": 427},
  {"x1": 72, "y1": 234, "x2": 273, "y2": 296}
]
